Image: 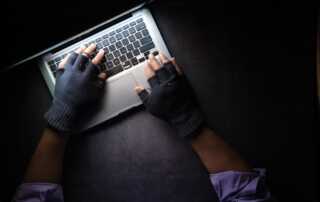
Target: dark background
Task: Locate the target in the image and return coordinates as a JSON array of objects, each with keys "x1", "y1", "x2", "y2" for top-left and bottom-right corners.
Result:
[{"x1": 1, "y1": 0, "x2": 318, "y2": 202}]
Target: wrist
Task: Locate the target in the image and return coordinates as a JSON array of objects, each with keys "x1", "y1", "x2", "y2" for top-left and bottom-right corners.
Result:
[
  {"x1": 45, "y1": 99, "x2": 78, "y2": 134},
  {"x1": 171, "y1": 108, "x2": 204, "y2": 139}
]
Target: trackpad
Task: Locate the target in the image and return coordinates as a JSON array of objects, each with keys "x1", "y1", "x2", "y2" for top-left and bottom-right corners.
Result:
[
  {"x1": 104, "y1": 73, "x2": 141, "y2": 113},
  {"x1": 80, "y1": 73, "x2": 141, "y2": 130}
]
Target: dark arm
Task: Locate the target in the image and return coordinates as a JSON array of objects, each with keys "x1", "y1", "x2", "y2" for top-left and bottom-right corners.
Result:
[
  {"x1": 23, "y1": 44, "x2": 107, "y2": 183},
  {"x1": 191, "y1": 127, "x2": 251, "y2": 173},
  {"x1": 24, "y1": 128, "x2": 67, "y2": 183}
]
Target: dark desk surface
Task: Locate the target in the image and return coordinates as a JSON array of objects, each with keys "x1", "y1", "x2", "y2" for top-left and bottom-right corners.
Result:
[{"x1": 1, "y1": 1, "x2": 317, "y2": 202}]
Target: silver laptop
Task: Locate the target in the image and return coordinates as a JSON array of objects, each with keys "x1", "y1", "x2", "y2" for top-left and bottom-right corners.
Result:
[{"x1": 38, "y1": 4, "x2": 171, "y2": 131}]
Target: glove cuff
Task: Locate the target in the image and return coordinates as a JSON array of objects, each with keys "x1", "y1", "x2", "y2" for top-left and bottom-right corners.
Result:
[
  {"x1": 44, "y1": 99, "x2": 77, "y2": 134},
  {"x1": 171, "y1": 108, "x2": 204, "y2": 139}
]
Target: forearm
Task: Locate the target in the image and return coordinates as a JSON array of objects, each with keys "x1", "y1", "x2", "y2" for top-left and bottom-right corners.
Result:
[
  {"x1": 191, "y1": 127, "x2": 251, "y2": 173},
  {"x1": 24, "y1": 128, "x2": 67, "y2": 183}
]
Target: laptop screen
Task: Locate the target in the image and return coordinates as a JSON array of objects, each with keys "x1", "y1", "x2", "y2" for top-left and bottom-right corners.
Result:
[{"x1": 3, "y1": 0, "x2": 146, "y2": 68}]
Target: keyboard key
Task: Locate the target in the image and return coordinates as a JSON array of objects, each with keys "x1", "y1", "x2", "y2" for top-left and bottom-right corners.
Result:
[
  {"x1": 153, "y1": 50, "x2": 159, "y2": 56},
  {"x1": 139, "y1": 42, "x2": 155, "y2": 53},
  {"x1": 136, "y1": 22, "x2": 146, "y2": 31},
  {"x1": 96, "y1": 43, "x2": 103, "y2": 50},
  {"x1": 106, "y1": 61, "x2": 113, "y2": 69},
  {"x1": 116, "y1": 27, "x2": 122, "y2": 33},
  {"x1": 129, "y1": 27, "x2": 136, "y2": 34},
  {"x1": 103, "y1": 39, "x2": 109, "y2": 47},
  {"x1": 120, "y1": 47, "x2": 127, "y2": 54},
  {"x1": 128, "y1": 35, "x2": 136, "y2": 42},
  {"x1": 119, "y1": 55, "x2": 127, "y2": 62},
  {"x1": 54, "y1": 57, "x2": 61, "y2": 63},
  {"x1": 116, "y1": 41, "x2": 123, "y2": 49},
  {"x1": 106, "y1": 53, "x2": 114, "y2": 61},
  {"x1": 116, "y1": 33, "x2": 123, "y2": 41},
  {"x1": 131, "y1": 58, "x2": 139, "y2": 66},
  {"x1": 144, "y1": 51, "x2": 150, "y2": 57},
  {"x1": 103, "y1": 47, "x2": 109, "y2": 53},
  {"x1": 102, "y1": 34, "x2": 109, "y2": 39},
  {"x1": 138, "y1": 57, "x2": 145, "y2": 63},
  {"x1": 126, "y1": 52, "x2": 134, "y2": 59},
  {"x1": 122, "y1": 38, "x2": 129, "y2": 46},
  {"x1": 109, "y1": 31, "x2": 116, "y2": 36},
  {"x1": 127, "y1": 44, "x2": 134, "y2": 51},
  {"x1": 130, "y1": 21, "x2": 136, "y2": 26},
  {"x1": 49, "y1": 64, "x2": 57, "y2": 71},
  {"x1": 133, "y1": 41, "x2": 140, "y2": 48},
  {"x1": 95, "y1": 37, "x2": 102, "y2": 43},
  {"x1": 142, "y1": 29, "x2": 149, "y2": 36},
  {"x1": 122, "y1": 61, "x2": 131, "y2": 69},
  {"x1": 113, "y1": 58, "x2": 120, "y2": 65},
  {"x1": 114, "y1": 50, "x2": 121, "y2": 57},
  {"x1": 135, "y1": 32, "x2": 143, "y2": 39},
  {"x1": 109, "y1": 44, "x2": 116, "y2": 52},
  {"x1": 133, "y1": 49, "x2": 140, "y2": 56},
  {"x1": 122, "y1": 30, "x2": 129, "y2": 37},
  {"x1": 88, "y1": 41, "x2": 95, "y2": 46},
  {"x1": 136, "y1": 18, "x2": 143, "y2": 23},
  {"x1": 109, "y1": 36, "x2": 116, "y2": 44},
  {"x1": 48, "y1": 60, "x2": 55, "y2": 66},
  {"x1": 140, "y1": 36, "x2": 152, "y2": 45},
  {"x1": 107, "y1": 65, "x2": 123, "y2": 77},
  {"x1": 123, "y1": 24, "x2": 130, "y2": 29}
]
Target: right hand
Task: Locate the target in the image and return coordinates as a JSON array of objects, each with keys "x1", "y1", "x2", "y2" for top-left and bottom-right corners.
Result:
[{"x1": 135, "y1": 52, "x2": 204, "y2": 138}]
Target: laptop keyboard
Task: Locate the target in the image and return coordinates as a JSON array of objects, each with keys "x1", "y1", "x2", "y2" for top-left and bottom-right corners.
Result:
[{"x1": 47, "y1": 18, "x2": 158, "y2": 78}]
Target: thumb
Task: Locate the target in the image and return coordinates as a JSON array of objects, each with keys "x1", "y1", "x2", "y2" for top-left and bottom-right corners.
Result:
[{"x1": 134, "y1": 85, "x2": 149, "y2": 104}]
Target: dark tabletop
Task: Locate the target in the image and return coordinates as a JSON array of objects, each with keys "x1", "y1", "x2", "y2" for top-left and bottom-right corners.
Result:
[{"x1": 1, "y1": 1, "x2": 318, "y2": 202}]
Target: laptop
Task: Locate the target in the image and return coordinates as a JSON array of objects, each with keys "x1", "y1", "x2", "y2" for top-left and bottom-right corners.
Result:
[{"x1": 26, "y1": 1, "x2": 170, "y2": 131}]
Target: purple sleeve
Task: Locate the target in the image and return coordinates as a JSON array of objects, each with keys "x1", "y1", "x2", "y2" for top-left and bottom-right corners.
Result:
[
  {"x1": 12, "y1": 183, "x2": 64, "y2": 202},
  {"x1": 210, "y1": 168, "x2": 274, "y2": 202}
]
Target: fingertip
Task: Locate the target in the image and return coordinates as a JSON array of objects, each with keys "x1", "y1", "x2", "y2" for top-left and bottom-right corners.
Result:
[
  {"x1": 159, "y1": 52, "x2": 169, "y2": 64},
  {"x1": 58, "y1": 54, "x2": 70, "y2": 69},
  {"x1": 92, "y1": 49, "x2": 105, "y2": 65},
  {"x1": 98, "y1": 72, "x2": 107, "y2": 80},
  {"x1": 134, "y1": 85, "x2": 145, "y2": 93}
]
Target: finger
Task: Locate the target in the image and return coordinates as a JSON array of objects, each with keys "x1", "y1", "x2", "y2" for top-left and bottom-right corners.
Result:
[
  {"x1": 159, "y1": 52, "x2": 170, "y2": 64},
  {"x1": 75, "y1": 46, "x2": 86, "y2": 54},
  {"x1": 148, "y1": 53, "x2": 161, "y2": 70},
  {"x1": 92, "y1": 49, "x2": 105, "y2": 65},
  {"x1": 63, "y1": 46, "x2": 86, "y2": 70},
  {"x1": 58, "y1": 54, "x2": 70, "y2": 69},
  {"x1": 73, "y1": 54, "x2": 89, "y2": 70},
  {"x1": 98, "y1": 72, "x2": 107, "y2": 80},
  {"x1": 83, "y1": 43, "x2": 96, "y2": 57},
  {"x1": 144, "y1": 62, "x2": 155, "y2": 79},
  {"x1": 144, "y1": 62, "x2": 159, "y2": 88},
  {"x1": 134, "y1": 85, "x2": 145, "y2": 94}
]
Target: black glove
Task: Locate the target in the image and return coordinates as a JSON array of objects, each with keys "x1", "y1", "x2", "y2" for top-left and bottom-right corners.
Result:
[
  {"x1": 45, "y1": 52, "x2": 105, "y2": 134},
  {"x1": 138, "y1": 62, "x2": 204, "y2": 138}
]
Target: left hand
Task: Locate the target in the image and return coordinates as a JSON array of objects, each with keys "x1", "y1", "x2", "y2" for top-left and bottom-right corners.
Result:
[{"x1": 45, "y1": 44, "x2": 107, "y2": 134}]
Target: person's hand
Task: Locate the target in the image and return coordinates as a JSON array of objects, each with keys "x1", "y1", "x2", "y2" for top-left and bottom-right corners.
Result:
[
  {"x1": 45, "y1": 44, "x2": 107, "y2": 134},
  {"x1": 135, "y1": 52, "x2": 204, "y2": 138}
]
